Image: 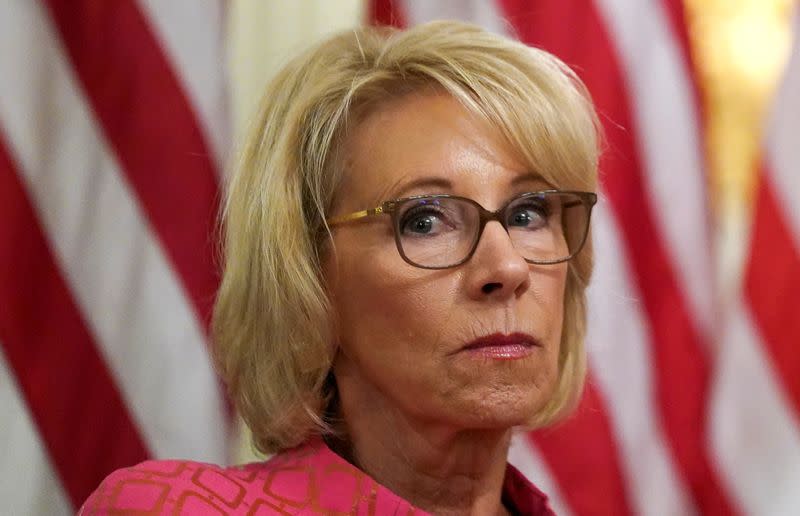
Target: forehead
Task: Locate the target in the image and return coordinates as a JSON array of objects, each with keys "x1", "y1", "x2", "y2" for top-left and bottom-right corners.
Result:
[{"x1": 336, "y1": 92, "x2": 547, "y2": 211}]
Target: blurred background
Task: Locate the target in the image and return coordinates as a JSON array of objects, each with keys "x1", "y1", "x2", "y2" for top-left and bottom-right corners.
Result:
[{"x1": 1, "y1": 0, "x2": 798, "y2": 514}]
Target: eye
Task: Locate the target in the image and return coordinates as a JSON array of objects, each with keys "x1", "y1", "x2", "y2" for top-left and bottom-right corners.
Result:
[
  {"x1": 506, "y1": 200, "x2": 549, "y2": 230},
  {"x1": 404, "y1": 213, "x2": 436, "y2": 234},
  {"x1": 399, "y1": 204, "x2": 456, "y2": 237}
]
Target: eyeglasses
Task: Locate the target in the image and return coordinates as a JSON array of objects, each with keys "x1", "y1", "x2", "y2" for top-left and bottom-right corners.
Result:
[{"x1": 326, "y1": 190, "x2": 597, "y2": 270}]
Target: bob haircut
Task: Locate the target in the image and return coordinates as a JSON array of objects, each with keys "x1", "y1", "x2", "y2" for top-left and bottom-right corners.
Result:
[{"x1": 213, "y1": 20, "x2": 600, "y2": 454}]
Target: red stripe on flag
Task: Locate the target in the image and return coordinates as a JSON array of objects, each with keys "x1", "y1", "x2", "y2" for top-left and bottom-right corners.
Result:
[
  {"x1": 368, "y1": 0, "x2": 407, "y2": 27},
  {"x1": 529, "y1": 380, "x2": 633, "y2": 516},
  {"x1": 42, "y1": 0, "x2": 220, "y2": 328},
  {"x1": 498, "y1": 1, "x2": 737, "y2": 513},
  {"x1": 745, "y1": 170, "x2": 800, "y2": 419},
  {"x1": 0, "y1": 138, "x2": 149, "y2": 507},
  {"x1": 660, "y1": 0, "x2": 700, "y2": 95}
]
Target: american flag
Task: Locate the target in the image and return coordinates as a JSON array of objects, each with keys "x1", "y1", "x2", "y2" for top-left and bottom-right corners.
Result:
[
  {"x1": 711, "y1": 6, "x2": 800, "y2": 514},
  {"x1": 1, "y1": 1, "x2": 798, "y2": 515},
  {"x1": 0, "y1": 1, "x2": 228, "y2": 514}
]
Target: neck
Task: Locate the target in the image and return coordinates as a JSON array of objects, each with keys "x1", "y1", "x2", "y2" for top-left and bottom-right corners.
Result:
[{"x1": 333, "y1": 366, "x2": 513, "y2": 515}]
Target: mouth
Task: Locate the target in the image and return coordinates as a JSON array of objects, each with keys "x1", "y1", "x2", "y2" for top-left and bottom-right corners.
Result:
[{"x1": 457, "y1": 332, "x2": 541, "y2": 360}]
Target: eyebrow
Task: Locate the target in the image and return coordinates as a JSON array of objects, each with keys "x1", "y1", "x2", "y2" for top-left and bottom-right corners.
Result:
[
  {"x1": 510, "y1": 172, "x2": 550, "y2": 188},
  {"x1": 385, "y1": 172, "x2": 549, "y2": 203},
  {"x1": 387, "y1": 177, "x2": 453, "y2": 200}
]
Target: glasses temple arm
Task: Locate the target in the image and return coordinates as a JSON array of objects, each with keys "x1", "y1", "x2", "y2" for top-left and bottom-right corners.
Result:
[{"x1": 326, "y1": 205, "x2": 386, "y2": 226}]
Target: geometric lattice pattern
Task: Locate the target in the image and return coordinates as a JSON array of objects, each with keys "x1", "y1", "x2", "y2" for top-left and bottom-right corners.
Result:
[{"x1": 79, "y1": 439, "x2": 553, "y2": 515}]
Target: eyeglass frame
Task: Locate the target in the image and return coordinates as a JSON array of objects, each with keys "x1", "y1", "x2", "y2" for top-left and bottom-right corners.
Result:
[{"x1": 325, "y1": 190, "x2": 598, "y2": 270}]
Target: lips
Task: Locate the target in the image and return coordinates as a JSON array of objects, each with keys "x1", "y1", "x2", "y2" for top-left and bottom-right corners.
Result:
[{"x1": 458, "y1": 332, "x2": 540, "y2": 360}]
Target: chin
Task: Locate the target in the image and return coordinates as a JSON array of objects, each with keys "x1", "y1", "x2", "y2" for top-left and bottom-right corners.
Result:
[{"x1": 448, "y1": 391, "x2": 548, "y2": 431}]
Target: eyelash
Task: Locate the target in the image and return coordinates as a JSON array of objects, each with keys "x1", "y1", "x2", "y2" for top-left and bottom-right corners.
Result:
[
  {"x1": 399, "y1": 205, "x2": 447, "y2": 227},
  {"x1": 512, "y1": 201, "x2": 550, "y2": 217}
]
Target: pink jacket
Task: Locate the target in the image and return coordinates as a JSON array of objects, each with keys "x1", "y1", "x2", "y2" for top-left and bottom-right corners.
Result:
[{"x1": 81, "y1": 439, "x2": 556, "y2": 515}]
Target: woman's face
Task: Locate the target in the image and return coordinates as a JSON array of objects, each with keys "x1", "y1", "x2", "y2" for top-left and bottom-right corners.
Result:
[{"x1": 325, "y1": 92, "x2": 567, "y2": 431}]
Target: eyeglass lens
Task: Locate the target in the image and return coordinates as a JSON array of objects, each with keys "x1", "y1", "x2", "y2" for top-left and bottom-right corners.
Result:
[{"x1": 394, "y1": 192, "x2": 589, "y2": 268}]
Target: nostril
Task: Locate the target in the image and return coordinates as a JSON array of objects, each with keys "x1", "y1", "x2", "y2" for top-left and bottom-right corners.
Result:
[{"x1": 481, "y1": 282, "x2": 502, "y2": 295}]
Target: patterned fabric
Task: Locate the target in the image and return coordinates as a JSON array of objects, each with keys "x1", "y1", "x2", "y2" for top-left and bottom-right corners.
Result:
[{"x1": 80, "y1": 439, "x2": 555, "y2": 515}]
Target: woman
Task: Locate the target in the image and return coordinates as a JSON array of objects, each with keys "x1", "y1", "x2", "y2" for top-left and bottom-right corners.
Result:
[{"x1": 82, "y1": 20, "x2": 599, "y2": 515}]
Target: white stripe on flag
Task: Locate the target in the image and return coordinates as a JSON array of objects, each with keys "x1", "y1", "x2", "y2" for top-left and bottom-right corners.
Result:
[
  {"x1": 135, "y1": 0, "x2": 229, "y2": 170},
  {"x1": 0, "y1": 346, "x2": 72, "y2": 516},
  {"x1": 0, "y1": 1, "x2": 226, "y2": 463},
  {"x1": 587, "y1": 199, "x2": 695, "y2": 516},
  {"x1": 594, "y1": 0, "x2": 715, "y2": 337},
  {"x1": 710, "y1": 298, "x2": 800, "y2": 515},
  {"x1": 404, "y1": 0, "x2": 508, "y2": 33},
  {"x1": 765, "y1": 8, "x2": 800, "y2": 245}
]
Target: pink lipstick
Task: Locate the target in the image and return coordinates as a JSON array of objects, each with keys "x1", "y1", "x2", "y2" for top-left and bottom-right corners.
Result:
[{"x1": 459, "y1": 332, "x2": 540, "y2": 360}]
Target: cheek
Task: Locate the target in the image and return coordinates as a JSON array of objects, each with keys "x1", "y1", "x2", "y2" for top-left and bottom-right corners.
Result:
[
  {"x1": 326, "y1": 239, "x2": 475, "y2": 425},
  {"x1": 327, "y1": 237, "x2": 455, "y2": 361},
  {"x1": 529, "y1": 263, "x2": 569, "y2": 343},
  {"x1": 523, "y1": 265, "x2": 568, "y2": 395}
]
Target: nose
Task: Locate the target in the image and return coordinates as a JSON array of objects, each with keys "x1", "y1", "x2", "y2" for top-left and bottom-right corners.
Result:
[{"x1": 465, "y1": 221, "x2": 531, "y2": 300}]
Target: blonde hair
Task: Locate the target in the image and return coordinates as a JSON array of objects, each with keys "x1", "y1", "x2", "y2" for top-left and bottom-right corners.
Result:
[{"x1": 213, "y1": 20, "x2": 600, "y2": 454}]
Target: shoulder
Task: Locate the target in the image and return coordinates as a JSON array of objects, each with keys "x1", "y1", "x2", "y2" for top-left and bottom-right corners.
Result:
[
  {"x1": 80, "y1": 440, "x2": 424, "y2": 515},
  {"x1": 80, "y1": 458, "x2": 268, "y2": 515}
]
